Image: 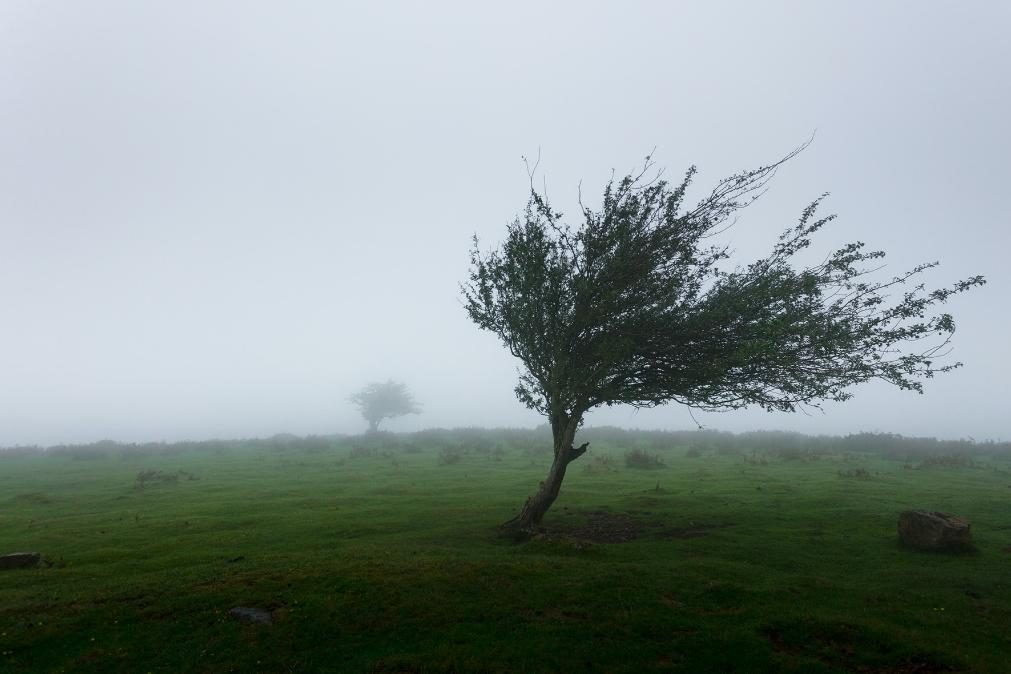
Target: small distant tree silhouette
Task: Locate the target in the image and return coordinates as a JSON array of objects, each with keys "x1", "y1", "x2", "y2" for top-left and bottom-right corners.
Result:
[{"x1": 349, "y1": 380, "x2": 421, "y2": 433}]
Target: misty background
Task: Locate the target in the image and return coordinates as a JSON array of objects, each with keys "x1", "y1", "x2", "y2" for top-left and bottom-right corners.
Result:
[{"x1": 1, "y1": 2, "x2": 1007, "y2": 446}]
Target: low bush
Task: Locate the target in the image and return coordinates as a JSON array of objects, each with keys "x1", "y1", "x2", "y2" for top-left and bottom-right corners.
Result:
[
  {"x1": 135, "y1": 469, "x2": 197, "y2": 489},
  {"x1": 624, "y1": 449, "x2": 665, "y2": 470},
  {"x1": 438, "y1": 447, "x2": 464, "y2": 465}
]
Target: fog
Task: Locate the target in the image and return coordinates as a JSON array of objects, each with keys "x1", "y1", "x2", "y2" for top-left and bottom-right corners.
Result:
[{"x1": 1, "y1": 2, "x2": 1008, "y2": 446}]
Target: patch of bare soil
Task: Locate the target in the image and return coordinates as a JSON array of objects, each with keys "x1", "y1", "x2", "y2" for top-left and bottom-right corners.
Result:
[
  {"x1": 565, "y1": 510, "x2": 645, "y2": 543},
  {"x1": 542, "y1": 510, "x2": 734, "y2": 544}
]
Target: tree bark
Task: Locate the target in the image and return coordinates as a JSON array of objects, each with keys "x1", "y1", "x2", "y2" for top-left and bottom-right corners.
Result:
[{"x1": 501, "y1": 413, "x2": 588, "y2": 534}]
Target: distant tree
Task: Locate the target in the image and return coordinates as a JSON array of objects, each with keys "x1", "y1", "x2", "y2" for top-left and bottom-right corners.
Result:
[
  {"x1": 463, "y1": 146, "x2": 984, "y2": 532},
  {"x1": 349, "y1": 380, "x2": 421, "y2": 433}
]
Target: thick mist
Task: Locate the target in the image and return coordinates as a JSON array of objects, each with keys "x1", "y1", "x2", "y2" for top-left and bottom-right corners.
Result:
[{"x1": 1, "y1": 2, "x2": 1008, "y2": 446}]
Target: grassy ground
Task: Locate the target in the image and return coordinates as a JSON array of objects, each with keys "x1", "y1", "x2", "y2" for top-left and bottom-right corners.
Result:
[{"x1": 1, "y1": 433, "x2": 1010, "y2": 673}]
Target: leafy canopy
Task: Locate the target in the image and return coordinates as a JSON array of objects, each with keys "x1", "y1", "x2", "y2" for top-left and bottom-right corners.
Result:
[
  {"x1": 349, "y1": 380, "x2": 421, "y2": 431},
  {"x1": 463, "y1": 148, "x2": 984, "y2": 421}
]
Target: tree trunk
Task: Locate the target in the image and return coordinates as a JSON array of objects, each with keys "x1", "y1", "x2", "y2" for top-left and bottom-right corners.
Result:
[
  {"x1": 367, "y1": 419, "x2": 380, "y2": 433},
  {"x1": 501, "y1": 413, "x2": 588, "y2": 534}
]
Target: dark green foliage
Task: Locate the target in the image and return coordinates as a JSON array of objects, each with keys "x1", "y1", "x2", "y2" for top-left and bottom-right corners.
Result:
[
  {"x1": 348, "y1": 380, "x2": 421, "y2": 433},
  {"x1": 464, "y1": 147, "x2": 983, "y2": 420}
]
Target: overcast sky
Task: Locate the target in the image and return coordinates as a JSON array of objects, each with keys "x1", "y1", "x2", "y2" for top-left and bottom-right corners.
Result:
[{"x1": 1, "y1": 2, "x2": 1008, "y2": 446}]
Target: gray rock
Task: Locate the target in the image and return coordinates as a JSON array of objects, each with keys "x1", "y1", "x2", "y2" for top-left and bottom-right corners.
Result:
[
  {"x1": 898, "y1": 510, "x2": 972, "y2": 551},
  {"x1": 228, "y1": 606, "x2": 273, "y2": 625},
  {"x1": 0, "y1": 552, "x2": 41, "y2": 569}
]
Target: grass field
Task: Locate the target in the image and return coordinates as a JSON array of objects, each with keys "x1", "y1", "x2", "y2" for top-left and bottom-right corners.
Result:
[{"x1": 1, "y1": 430, "x2": 1010, "y2": 673}]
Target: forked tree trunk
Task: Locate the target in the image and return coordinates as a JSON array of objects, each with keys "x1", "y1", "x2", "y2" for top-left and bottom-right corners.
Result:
[{"x1": 501, "y1": 414, "x2": 588, "y2": 534}]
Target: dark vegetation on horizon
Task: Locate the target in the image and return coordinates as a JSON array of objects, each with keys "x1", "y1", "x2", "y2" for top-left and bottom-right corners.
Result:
[{"x1": 4, "y1": 427, "x2": 1008, "y2": 462}]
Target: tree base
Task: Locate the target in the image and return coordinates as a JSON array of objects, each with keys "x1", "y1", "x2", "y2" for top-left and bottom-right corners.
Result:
[
  {"x1": 498, "y1": 523, "x2": 539, "y2": 542},
  {"x1": 499, "y1": 440, "x2": 591, "y2": 540},
  {"x1": 498, "y1": 509, "x2": 545, "y2": 540}
]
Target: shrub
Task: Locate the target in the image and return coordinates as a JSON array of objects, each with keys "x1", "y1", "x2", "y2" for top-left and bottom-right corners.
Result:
[
  {"x1": 624, "y1": 449, "x2": 665, "y2": 470},
  {"x1": 438, "y1": 447, "x2": 464, "y2": 465},
  {"x1": 837, "y1": 467, "x2": 871, "y2": 479},
  {"x1": 135, "y1": 469, "x2": 189, "y2": 489}
]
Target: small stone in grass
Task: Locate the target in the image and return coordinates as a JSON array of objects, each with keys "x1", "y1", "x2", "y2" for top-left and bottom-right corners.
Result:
[
  {"x1": 228, "y1": 607, "x2": 272, "y2": 625},
  {"x1": 0, "y1": 553, "x2": 41, "y2": 570}
]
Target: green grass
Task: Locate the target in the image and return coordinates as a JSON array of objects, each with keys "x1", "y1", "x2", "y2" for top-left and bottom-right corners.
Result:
[{"x1": 2, "y1": 436, "x2": 1010, "y2": 673}]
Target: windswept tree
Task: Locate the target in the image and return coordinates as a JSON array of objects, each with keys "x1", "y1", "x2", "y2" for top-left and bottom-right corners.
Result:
[
  {"x1": 349, "y1": 380, "x2": 421, "y2": 433},
  {"x1": 463, "y1": 146, "x2": 984, "y2": 532}
]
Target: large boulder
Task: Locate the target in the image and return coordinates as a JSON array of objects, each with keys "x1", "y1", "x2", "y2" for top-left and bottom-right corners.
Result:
[
  {"x1": 898, "y1": 510, "x2": 972, "y2": 551},
  {"x1": 0, "y1": 552, "x2": 41, "y2": 569}
]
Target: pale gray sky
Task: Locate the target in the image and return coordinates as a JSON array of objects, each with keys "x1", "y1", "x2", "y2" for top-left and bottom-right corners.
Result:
[{"x1": 1, "y1": 1, "x2": 1008, "y2": 445}]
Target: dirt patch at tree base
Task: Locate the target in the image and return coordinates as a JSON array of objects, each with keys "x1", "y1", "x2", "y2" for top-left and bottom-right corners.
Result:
[
  {"x1": 563, "y1": 510, "x2": 645, "y2": 543},
  {"x1": 539, "y1": 510, "x2": 734, "y2": 544}
]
